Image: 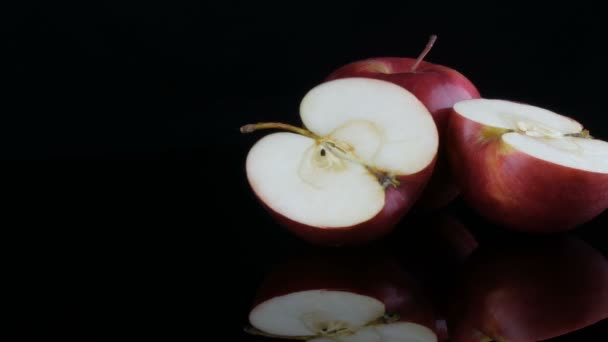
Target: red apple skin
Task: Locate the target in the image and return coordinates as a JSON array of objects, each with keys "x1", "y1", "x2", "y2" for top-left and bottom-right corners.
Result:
[
  {"x1": 327, "y1": 57, "x2": 480, "y2": 209},
  {"x1": 448, "y1": 236, "x2": 608, "y2": 342},
  {"x1": 447, "y1": 111, "x2": 608, "y2": 232},
  {"x1": 255, "y1": 158, "x2": 436, "y2": 246},
  {"x1": 250, "y1": 250, "x2": 437, "y2": 334}
]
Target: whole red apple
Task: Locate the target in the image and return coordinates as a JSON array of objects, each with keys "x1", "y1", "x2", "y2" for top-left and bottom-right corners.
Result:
[{"x1": 326, "y1": 35, "x2": 481, "y2": 209}]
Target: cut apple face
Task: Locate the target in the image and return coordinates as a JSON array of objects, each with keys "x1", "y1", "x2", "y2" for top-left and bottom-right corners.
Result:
[
  {"x1": 244, "y1": 78, "x2": 438, "y2": 231},
  {"x1": 454, "y1": 99, "x2": 608, "y2": 173}
]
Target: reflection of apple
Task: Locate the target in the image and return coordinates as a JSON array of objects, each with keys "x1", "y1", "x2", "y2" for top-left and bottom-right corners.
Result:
[
  {"x1": 242, "y1": 78, "x2": 438, "y2": 245},
  {"x1": 447, "y1": 98, "x2": 608, "y2": 232},
  {"x1": 247, "y1": 250, "x2": 438, "y2": 341},
  {"x1": 391, "y1": 214, "x2": 478, "y2": 342},
  {"x1": 326, "y1": 35, "x2": 480, "y2": 209},
  {"x1": 448, "y1": 236, "x2": 608, "y2": 342}
]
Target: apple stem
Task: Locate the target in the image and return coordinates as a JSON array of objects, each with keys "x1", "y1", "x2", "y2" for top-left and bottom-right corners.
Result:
[
  {"x1": 240, "y1": 122, "x2": 320, "y2": 139},
  {"x1": 410, "y1": 34, "x2": 437, "y2": 72}
]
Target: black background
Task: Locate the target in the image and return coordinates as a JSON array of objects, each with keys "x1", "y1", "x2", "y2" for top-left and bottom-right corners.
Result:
[{"x1": 3, "y1": 1, "x2": 607, "y2": 341}]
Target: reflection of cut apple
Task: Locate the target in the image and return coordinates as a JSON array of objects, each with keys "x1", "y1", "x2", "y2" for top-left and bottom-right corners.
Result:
[
  {"x1": 448, "y1": 98, "x2": 608, "y2": 232},
  {"x1": 448, "y1": 236, "x2": 608, "y2": 342},
  {"x1": 242, "y1": 78, "x2": 438, "y2": 245},
  {"x1": 246, "y1": 251, "x2": 438, "y2": 341}
]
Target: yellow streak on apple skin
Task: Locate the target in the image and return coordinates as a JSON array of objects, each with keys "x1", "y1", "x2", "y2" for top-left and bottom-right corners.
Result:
[
  {"x1": 476, "y1": 125, "x2": 515, "y2": 157},
  {"x1": 478, "y1": 126, "x2": 511, "y2": 143}
]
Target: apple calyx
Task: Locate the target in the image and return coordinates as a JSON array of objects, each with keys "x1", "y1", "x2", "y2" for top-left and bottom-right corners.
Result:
[
  {"x1": 244, "y1": 313, "x2": 400, "y2": 340},
  {"x1": 241, "y1": 122, "x2": 400, "y2": 189},
  {"x1": 410, "y1": 34, "x2": 438, "y2": 72}
]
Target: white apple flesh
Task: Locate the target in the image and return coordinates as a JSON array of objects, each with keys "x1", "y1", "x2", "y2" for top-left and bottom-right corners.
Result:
[
  {"x1": 448, "y1": 98, "x2": 608, "y2": 232},
  {"x1": 242, "y1": 78, "x2": 439, "y2": 245}
]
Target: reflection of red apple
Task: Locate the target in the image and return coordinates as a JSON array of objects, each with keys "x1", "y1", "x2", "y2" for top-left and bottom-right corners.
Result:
[
  {"x1": 391, "y1": 214, "x2": 478, "y2": 342},
  {"x1": 447, "y1": 98, "x2": 608, "y2": 232},
  {"x1": 246, "y1": 250, "x2": 438, "y2": 341},
  {"x1": 242, "y1": 78, "x2": 438, "y2": 246},
  {"x1": 326, "y1": 35, "x2": 480, "y2": 209},
  {"x1": 448, "y1": 236, "x2": 608, "y2": 342}
]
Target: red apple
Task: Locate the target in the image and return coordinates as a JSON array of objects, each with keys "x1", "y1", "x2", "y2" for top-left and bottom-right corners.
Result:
[
  {"x1": 448, "y1": 236, "x2": 608, "y2": 342},
  {"x1": 241, "y1": 78, "x2": 438, "y2": 246},
  {"x1": 246, "y1": 250, "x2": 439, "y2": 341},
  {"x1": 447, "y1": 98, "x2": 608, "y2": 232},
  {"x1": 326, "y1": 35, "x2": 481, "y2": 209}
]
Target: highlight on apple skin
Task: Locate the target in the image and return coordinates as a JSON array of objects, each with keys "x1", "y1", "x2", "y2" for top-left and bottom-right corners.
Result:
[
  {"x1": 241, "y1": 77, "x2": 439, "y2": 246},
  {"x1": 326, "y1": 35, "x2": 481, "y2": 210},
  {"x1": 246, "y1": 250, "x2": 439, "y2": 342},
  {"x1": 447, "y1": 236, "x2": 608, "y2": 342},
  {"x1": 447, "y1": 98, "x2": 608, "y2": 232}
]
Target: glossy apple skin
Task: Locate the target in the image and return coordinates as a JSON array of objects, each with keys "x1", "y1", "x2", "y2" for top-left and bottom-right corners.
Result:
[
  {"x1": 448, "y1": 236, "x2": 608, "y2": 342},
  {"x1": 255, "y1": 158, "x2": 436, "y2": 246},
  {"x1": 250, "y1": 250, "x2": 437, "y2": 334},
  {"x1": 327, "y1": 57, "x2": 480, "y2": 209},
  {"x1": 447, "y1": 111, "x2": 608, "y2": 232}
]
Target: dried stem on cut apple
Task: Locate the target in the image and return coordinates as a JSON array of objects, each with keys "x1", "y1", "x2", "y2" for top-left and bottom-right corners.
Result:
[
  {"x1": 240, "y1": 122, "x2": 320, "y2": 139},
  {"x1": 410, "y1": 34, "x2": 438, "y2": 72},
  {"x1": 367, "y1": 166, "x2": 400, "y2": 188}
]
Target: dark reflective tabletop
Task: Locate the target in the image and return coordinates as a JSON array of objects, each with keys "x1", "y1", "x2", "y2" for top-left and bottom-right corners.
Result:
[{"x1": 4, "y1": 2, "x2": 608, "y2": 341}]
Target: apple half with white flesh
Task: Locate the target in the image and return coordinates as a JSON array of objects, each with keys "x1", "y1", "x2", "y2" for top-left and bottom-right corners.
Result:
[
  {"x1": 242, "y1": 78, "x2": 438, "y2": 245},
  {"x1": 246, "y1": 251, "x2": 438, "y2": 342},
  {"x1": 448, "y1": 236, "x2": 608, "y2": 342},
  {"x1": 448, "y1": 98, "x2": 608, "y2": 232},
  {"x1": 326, "y1": 35, "x2": 481, "y2": 210}
]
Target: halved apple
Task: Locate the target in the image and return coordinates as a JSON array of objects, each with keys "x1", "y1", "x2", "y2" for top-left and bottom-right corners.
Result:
[
  {"x1": 246, "y1": 250, "x2": 438, "y2": 342},
  {"x1": 326, "y1": 35, "x2": 481, "y2": 210},
  {"x1": 242, "y1": 78, "x2": 439, "y2": 245},
  {"x1": 448, "y1": 98, "x2": 608, "y2": 232}
]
